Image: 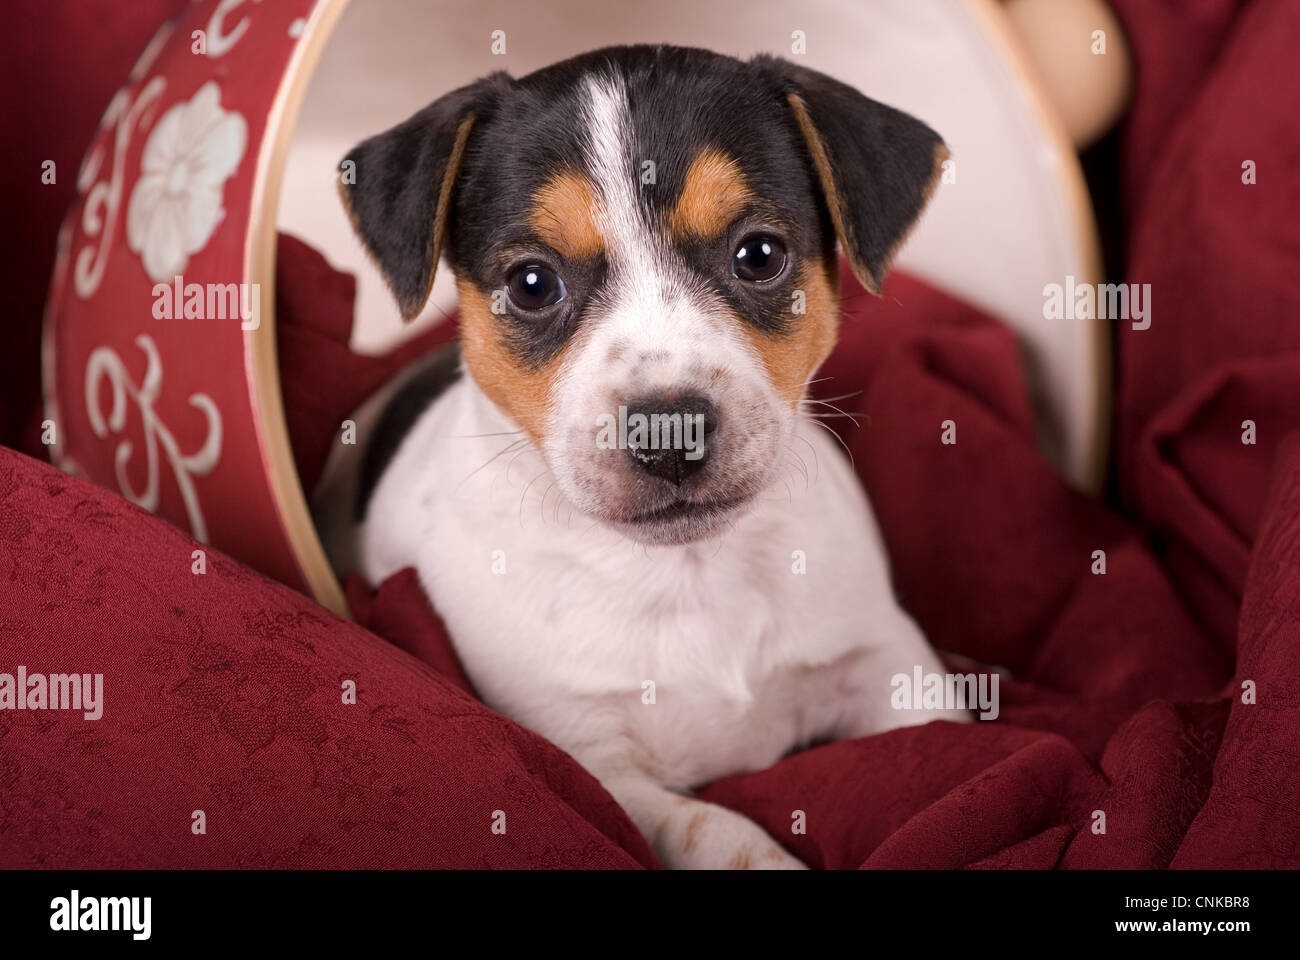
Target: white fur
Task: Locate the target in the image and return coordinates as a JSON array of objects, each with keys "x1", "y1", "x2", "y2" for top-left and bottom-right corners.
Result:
[{"x1": 357, "y1": 73, "x2": 965, "y2": 869}]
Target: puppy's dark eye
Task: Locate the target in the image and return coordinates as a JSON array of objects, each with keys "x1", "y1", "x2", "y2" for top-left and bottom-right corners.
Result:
[
  {"x1": 507, "y1": 265, "x2": 566, "y2": 310},
  {"x1": 732, "y1": 236, "x2": 787, "y2": 283}
]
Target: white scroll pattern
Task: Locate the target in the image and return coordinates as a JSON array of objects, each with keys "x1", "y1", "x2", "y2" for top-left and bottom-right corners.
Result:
[{"x1": 85, "y1": 335, "x2": 223, "y2": 543}]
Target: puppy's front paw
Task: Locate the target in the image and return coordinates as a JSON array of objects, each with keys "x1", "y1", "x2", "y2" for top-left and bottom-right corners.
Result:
[
  {"x1": 728, "y1": 843, "x2": 809, "y2": 870},
  {"x1": 658, "y1": 802, "x2": 808, "y2": 870},
  {"x1": 603, "y1": 776, "x2": 810, "y2": 869}
]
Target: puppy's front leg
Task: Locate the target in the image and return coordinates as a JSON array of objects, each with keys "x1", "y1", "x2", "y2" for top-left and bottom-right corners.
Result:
[
  {"x1": 835, "y1": 608, "x2": 974, "y2": 740},
  {"x1": 602, "y1": 774, "x2": 807, "y2": 870}
]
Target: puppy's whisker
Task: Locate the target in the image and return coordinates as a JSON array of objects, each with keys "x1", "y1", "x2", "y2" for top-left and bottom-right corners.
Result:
[
  {"x1": 771, "y1": 448, "x2": 807, "y2": 495},
  {"x1": 792, "y1": 431, "x2": 822, "y2": 485},
  {"x1": 803, "y1": 390, "x2": 862, "y2": 405},
  {"x1": 801, "y1": 411, "x2": 861, "y2": 426},
  {"x1": 503, "y1": 443, "x2": 537, "y2": 485},
  {"x1": 538, "y1": 480, "x2": 558, "y2": 526},
  {"x1": 547, "y1": 484, "x2": 560, "y2": 525},
  {"x1": 535, "y1": 480, "x2": 549, "y2": 523},
  {"x1": 705, "y1": 524, "x2": 732, "y2": 559},
  {"x1": 785, "y1": 447, "x2": 810, "y2": 487},
  {"x1": 517, "y1": 469, "x2": 547, "y2": 527},
  {"x1": 791, "y1": 449, "x2": 812, "y2": 492},
  {"x1": 460, "y1": 437, "x2": 530, "y2": 488},
  {"x1": 803, "y1": 415, "x2": 857, "y2": 469},
  {"x1": 800, "y1": 395, "x2": 863, "y2": 427}
]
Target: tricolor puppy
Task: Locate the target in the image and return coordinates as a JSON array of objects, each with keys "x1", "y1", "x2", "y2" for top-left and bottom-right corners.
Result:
[{"x1": 342, "y1": 45, "x2": 966, "y2": 870}]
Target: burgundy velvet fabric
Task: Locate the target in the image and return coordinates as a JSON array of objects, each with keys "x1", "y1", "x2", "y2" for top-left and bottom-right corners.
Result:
[{"x1": 1110, "y1": 0, "x2": 1300, "y2": 522}]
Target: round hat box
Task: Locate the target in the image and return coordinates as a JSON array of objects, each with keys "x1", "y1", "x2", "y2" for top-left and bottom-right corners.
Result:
[{"x1": 44, "y1": 0, "x2": 1105, "y2": 618}]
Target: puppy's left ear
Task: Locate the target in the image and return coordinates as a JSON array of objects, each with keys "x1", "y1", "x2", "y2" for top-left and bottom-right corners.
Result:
[
  {"x1": 757, "y1": 57, "x2": 948, "y2": 295},
  {"x1": 338, "y1": 74, "x2": 507, "y2": 321}
]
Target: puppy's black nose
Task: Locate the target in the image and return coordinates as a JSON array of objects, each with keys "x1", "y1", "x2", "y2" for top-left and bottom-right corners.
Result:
[{"x1": 624, "y1": 394, "x2": 718, "y2": 485}]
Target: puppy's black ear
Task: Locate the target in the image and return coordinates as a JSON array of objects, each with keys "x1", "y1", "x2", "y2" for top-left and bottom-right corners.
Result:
[
  {"x1": 338, "y1": 75, "x2": 507, "y2": 321},
  {"x1": 757, "y1": 57, "x2": 948, "y2": 295}
]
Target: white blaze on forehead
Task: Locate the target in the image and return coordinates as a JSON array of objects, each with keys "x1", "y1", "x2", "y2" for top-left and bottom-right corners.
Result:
[
  {"x1": 578, "y1": 74, "x2": 644, "y2": 265},
  {"x1": 557, "y1": 72, "x2": 769, "y2": 426},
  {"x1": 578, "y1": 73, "x2": 700, "y2": 348}
]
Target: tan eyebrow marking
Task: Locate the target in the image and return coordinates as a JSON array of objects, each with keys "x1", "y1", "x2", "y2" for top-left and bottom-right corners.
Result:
[
  {"x1": 529, "y1": 170, "x2": 605, "y2": 260},
  {"x1": 668, "y1": 148, "x2": 752, "y2": 240}
]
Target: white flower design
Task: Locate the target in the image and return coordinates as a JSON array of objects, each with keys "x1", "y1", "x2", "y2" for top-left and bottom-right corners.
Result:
[{"x1": 127, "y1": 82, "x2": 247, "y2": 282}]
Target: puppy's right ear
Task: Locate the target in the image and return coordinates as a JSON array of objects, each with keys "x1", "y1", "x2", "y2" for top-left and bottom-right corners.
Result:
[{"x1": 338, "y1": 75, "x2": 507, "y2": 321}]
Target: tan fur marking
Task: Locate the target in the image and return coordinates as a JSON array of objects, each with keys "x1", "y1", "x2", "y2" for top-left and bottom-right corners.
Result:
[
  {"x1": 668, "y1": 149, "x2": 751, "y2": 239},
  {"x1": 743, "y1": 259, "x2": 840, "y2": 406},
  {"x1": 424, "y1": 117, "x2": 477, "y2": 316},
  {"x1": 729, "y1": 848, "x2": 755, "y2": 870},
  {"x1": 530, "y1": 171, "x2": 604, "y2": 260},
  {"x1": 681, "y1": 811, "x2": 709, "y2": 855},
  {"x1": 456, "y1": 279, "x2": 563, "y2": 441}
]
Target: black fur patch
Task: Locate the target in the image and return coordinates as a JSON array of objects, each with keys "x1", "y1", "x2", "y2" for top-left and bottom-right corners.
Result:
[
  {"x1": 356, "y1": 343, "x2": 463, "y2": 521},
  {"x1": 339, "y1": 75, "x2": 510, "y2": 320}
]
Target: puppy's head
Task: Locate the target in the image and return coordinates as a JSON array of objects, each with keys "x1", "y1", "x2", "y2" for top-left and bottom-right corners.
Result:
[{"x1": 341, "y1": 46, "x2": 945, "y2": 544}]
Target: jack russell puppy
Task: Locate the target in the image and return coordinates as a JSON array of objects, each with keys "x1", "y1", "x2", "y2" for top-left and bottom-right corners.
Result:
[{"x1": 340, "y1": 44, "x2": 967, "y2": 869}]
